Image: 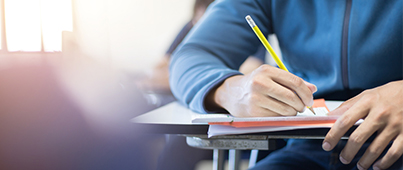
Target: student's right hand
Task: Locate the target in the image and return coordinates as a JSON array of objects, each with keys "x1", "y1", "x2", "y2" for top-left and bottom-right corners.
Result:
[{"x1": 206, "y1": 65, "x2": 317, "y2": 117}]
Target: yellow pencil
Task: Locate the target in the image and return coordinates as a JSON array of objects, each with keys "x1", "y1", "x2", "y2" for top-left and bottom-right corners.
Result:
[{"x1": 245, "y1": 15, "x2": 316, "y2": 115}]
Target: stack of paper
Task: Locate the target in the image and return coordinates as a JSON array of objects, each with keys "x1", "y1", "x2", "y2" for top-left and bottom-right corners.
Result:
[
  {"x1": 192, "y1": 99, "x2": 336, "y2": 127},
  {"x1": 191, "y1": 99, "x2": 361, "y2": 137}
]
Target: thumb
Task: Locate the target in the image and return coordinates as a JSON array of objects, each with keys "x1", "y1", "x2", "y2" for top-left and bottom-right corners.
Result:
[{"x1": 304, "y1": 81, "x2": 317, "y2": 93}]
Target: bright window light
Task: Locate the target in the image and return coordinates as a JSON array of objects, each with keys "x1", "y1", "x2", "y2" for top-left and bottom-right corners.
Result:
[
  {"x1": 0, "y1": 3, "x2": 2, "y2": 50},
  {"x1": 41, "y1": 0, "x2": 73, "y2": 52},
  {"x1": 5, "y1": 0, "x2": 41, "y2": 52},
  {"x1": 5, "y1": 0, "x2": 72, "y2": 52}
]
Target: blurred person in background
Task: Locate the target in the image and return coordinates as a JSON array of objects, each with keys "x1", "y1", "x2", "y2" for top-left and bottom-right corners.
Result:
[
  {"x1": 137, "y1": 0, "x2": 264, "y2": 94},
  {"x1": 0, "y1": 56, "x2": 160, "y2": 169}
]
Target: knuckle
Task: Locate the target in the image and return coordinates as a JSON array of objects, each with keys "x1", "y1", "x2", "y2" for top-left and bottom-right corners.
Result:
[
  {"x1": 251, "y1": 76, "x2": 263, "y2": 87},
  {"x1": 259, "y1": 65, "x2": 271, "y2": 72},
  {"x1": 378, "y1": 106, "x2": 392, "y2": 117},
  {"x1": 265, "y1": 83, "x2": 275, "y2": 93},
  {"x1": 362, "y1": 89, "x2": 371, "y2": 94},
  {"x1": 389, "y1": 120, "x2": 402, "y2": 131},
  {"x1": 324, "y1": 132, "x2": 337, "y2": 146},
  {"x1": 283, "y1": 91, "x2": 296, "y2": 103},
  {"x1": 371, "y1": 114, "x2": 387, "y2": 127},
  {"x1": 255, "y1": 65, "x2": 264, "y2": 72},
  {"x1": 337, "y1": 115, "x2": 352, "y2": 127},
  {"x1": 326, "y1": 131, "x2": 335, "y2": 141},
  {"x1": 365, "y1": 93, "x2": 379, "y2": 102},
  {"x1": 388, "y1": 149, "x2": 402, "y2": 160},
  {"x1": 280, "y1": 104, "x2": 296, "y2": 116},
  {"x1": 367, "y1": 146, "x2": 383, "y2": 156},
  {"x1": 348, "y1": 134, "x2": 364, "y2": 144},
  {"x1": 359, "y1": 97, "x2": 372, "y2": 107},
  {"x1": 363, "y1": 88, "x2": 374, "y2": 95},
  {"x1": 290, "y1": 76, "x2": 303, "y2": 87},
  {"x1": 371, "y1": 108, "x2": 394, "y2": 126},
  {"x1": 285, "y1": 107, "x2": 297, "y2": 116},
  {"x1": 359, "y1": 92, "x2": 374, "y2": 103},
  {"x1": 372, "y1": 112, "x2": 385, "y2": 121}
]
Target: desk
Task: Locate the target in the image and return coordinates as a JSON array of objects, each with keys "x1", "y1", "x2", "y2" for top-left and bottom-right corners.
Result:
[{"x1": 132, "y1": 101, "x2": 354, "y2": 170}]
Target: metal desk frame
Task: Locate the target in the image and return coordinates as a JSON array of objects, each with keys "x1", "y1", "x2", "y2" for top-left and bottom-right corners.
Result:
[
  {"x1": 185, "y1": 134, "x2": 350, "y2": 170},
  {"x1": 132, "y1": 101, "x2": 347, "y2": 170}
]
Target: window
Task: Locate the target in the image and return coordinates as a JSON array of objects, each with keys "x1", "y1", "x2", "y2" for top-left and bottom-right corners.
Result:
[{"x1": 2, "y1": 0, "x2": 72, "y2": 52}]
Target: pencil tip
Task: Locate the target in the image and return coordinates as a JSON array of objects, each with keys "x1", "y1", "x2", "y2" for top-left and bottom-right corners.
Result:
[{"x1": 308, "y1": 107, "x2": 316, "y2": 115}]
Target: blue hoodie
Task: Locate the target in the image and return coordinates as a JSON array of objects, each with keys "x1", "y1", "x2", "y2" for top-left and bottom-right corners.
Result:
[{"x1": 170, "y1": 0, "x2": 402, "y2": 114}]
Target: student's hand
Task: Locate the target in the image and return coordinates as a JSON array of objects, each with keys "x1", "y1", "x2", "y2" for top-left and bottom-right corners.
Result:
[
  {"x1": 208, "y1": 65, "x2": 317, "y2": 117},
  {"x1": 323, "y1": 80, "x2": 403, "y2": 170}
]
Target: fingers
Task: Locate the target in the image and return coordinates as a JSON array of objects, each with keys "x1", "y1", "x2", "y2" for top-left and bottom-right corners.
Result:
[
  {"x1": 249, "y1": 65, "x2": 314, "y2": 114},
  {"x1": 304, "y1": 81, "x2": 317, "y2": 93},
  {"x1": 253, "y1": 93, "x2": 299, "y2": 116},
  {"x1": 323, "y1": 98, "x2": 370, "y2": 151},
  {"x1": 338, "y1": 115, "x2": 383, "y2": 165},
  {"x1": 269, "y1": 68, "x2": 314, "y2": 107},
  {"x1": 372, "y1": 135, "x2": 403, "y2": 170},
  {"x1": 339, "y1": 104, "x2": 397, "y2": 165},
  {"x1": 217, "y1": 65, "x2": 317, "y2": 117},
  {"x1": 254, "y1": 78, "x2": 305, "y2": 113},
  {"x1": 323, "y1": 84, "x2": 403, "y2": 170},
  {"x1": 244, "y1": 104, "x2": 283, "y2": 117},
  {"x1": 357, "y1": 126, "x2": 400, "y2": 170}
]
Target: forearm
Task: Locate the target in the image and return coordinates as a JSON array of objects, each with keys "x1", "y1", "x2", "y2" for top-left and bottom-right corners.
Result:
[
  {"x1": 169, "y1": 0, "x2": 273, "y2": 113},
  {"x1": 169, "y1": 47, "x2": 242, "y2": 113}
]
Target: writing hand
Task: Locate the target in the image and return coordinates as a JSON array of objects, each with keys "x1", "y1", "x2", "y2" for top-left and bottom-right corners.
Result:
[
  {"x1": 323, "y1": 80, "x2": 403, "y2": 170},
  {"x1": 208, "y1": 65, "x2": 317, "y2": 117}
]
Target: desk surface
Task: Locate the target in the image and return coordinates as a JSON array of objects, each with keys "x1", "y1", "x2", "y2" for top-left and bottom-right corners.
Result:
[
  {"x1": 132, "y1": 101, "x2": 353, "y2": 136},
  {"x1": 132, "y1": 101, "x2": 209, "y2": 134}
]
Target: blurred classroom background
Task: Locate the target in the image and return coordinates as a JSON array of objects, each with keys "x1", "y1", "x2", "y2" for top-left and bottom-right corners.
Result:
[
  {"x1": 0, "y1": 0, "x2": 281, "y2": 169},
  {"x1": 0, "y1": 0, "x2": 194, "y2": 169},
  {"x1": 0, "y1": 0, "x2": 193, "y2": 70},
  {"x1": 71, "y1": 0, "x2": 194, "y2": 72}
]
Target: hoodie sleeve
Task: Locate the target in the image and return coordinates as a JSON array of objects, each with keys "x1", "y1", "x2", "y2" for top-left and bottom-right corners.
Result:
[{"x1": 169, "y1": 0, "x2": 273, "y2": 113}]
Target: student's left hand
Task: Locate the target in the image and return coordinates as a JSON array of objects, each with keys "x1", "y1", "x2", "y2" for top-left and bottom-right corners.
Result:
[{"x1": 323, "y1": 80, "x2": 403, "y2": 170}]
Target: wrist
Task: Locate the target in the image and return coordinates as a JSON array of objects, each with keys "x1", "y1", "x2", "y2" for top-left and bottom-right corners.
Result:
[
  {"x1": 204, "y1": 75, "x2": 243, "y2": 112},
  {"x1": 206, "y1": 75, "x2": 243, "y2": 112}
]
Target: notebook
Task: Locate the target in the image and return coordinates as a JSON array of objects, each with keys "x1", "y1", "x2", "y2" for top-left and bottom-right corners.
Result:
[{"x1": 192, "y1": 99, "x2": 338, "y2": 128}]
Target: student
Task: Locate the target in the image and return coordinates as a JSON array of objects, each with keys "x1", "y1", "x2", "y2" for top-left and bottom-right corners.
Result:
[
  {"x1": 136, "y1": 0, "x2": 213, "y2": 93},
  {"x1": 147, "y1": 1, "x2": 268, "y2": 169},
  {"x1": 169, "y1": 0, "x2": 402, "y2": 170}
]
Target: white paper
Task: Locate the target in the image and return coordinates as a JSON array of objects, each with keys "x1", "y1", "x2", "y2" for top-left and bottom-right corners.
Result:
[
  {"x1": 208, "y1": 124, "x2": 333, "y2": 138},
  {"x1": 192, "y1": 107, "x2": 332, "y2": 124}
]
